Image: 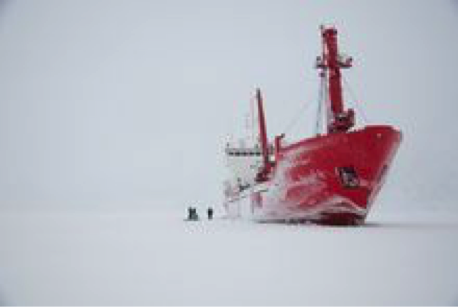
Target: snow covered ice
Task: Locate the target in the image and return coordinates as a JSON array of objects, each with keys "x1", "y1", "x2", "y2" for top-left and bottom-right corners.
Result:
[{"x1": 0, "y1": 208, "x2": 456, "y2": 305}]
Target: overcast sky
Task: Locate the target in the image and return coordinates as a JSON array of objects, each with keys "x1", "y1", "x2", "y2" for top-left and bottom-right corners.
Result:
[{"x1": 0, "y1": 0, "x2": 456, "y2": 212}]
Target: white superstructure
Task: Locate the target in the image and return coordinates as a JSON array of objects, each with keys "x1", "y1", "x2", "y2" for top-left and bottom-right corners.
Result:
[{"x1": 223, "y1": 138, "x2": 274, "y2": 217}]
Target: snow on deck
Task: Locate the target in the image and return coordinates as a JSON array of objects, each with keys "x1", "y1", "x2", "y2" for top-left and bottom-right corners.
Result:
[{"x1": 0, "y1": 209, "x2": 456, "y2": 305}]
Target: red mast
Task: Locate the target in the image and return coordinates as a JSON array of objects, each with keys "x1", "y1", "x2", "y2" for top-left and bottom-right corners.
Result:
[
  {"x1": 256, "y1": 88, "x2": 271, "y2": 181},
  {"x1": 316, "y1": 26, "x2": 355, "y2": 133}
]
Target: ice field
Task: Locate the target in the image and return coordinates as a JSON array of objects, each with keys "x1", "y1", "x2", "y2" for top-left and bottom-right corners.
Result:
[
  {"x1": 0, "y1": 1, "x2": 457, "y2": 305},
  {"x1": 0, "y1": 208, "x2": 456, "y2": 305}
]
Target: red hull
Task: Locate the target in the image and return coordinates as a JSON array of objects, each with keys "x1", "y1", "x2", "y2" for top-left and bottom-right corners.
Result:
[{"x1": 251, "y1": 125, "x2": 402, "y2": 225}]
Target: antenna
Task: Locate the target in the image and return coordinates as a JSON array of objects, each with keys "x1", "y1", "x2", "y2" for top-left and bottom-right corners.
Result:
[{"x1": 316, "y1": 26, "x2": 355, "y2": 133}]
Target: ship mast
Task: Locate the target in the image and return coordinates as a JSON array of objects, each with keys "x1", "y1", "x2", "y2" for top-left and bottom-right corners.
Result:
[
  {"x1": 255, "y1": 88, "x2": 271, "y2": 181},
  {"x1": 316, "y1": 26, "x2": 355, "y2": 133}
]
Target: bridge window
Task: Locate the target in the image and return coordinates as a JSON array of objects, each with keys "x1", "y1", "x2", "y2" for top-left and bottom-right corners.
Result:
[{"x1": 337, "y1": 166, "x2": 359, "y2": 188}]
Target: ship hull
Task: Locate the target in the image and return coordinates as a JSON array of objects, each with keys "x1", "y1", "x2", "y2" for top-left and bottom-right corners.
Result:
[{"x1": 251, "y1": 125, "x2": 402, "y2": 225}]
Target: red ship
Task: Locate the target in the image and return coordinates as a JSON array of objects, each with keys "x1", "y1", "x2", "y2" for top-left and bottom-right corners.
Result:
[{"x1": 223, "y1": 26, "x2": 402, "y2": 225}]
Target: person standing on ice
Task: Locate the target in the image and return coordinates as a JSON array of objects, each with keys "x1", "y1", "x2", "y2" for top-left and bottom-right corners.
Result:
[
  {"x1": 207, "y1": 207, "x2": 214, "y2": 220},
  {"x1": 186, "y1": 207, "x2": 199, "y2": 221},
  {"x1": 187, "y1": 207, "x2": 193, "y2": 220},
  {"x1": 191, "y1": 208, "x2": 199, "y2": 221}
]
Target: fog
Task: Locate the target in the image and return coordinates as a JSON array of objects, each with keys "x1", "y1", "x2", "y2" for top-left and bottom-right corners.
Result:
[{"x1": 0, "y1": 1, "x2": 456, "y2": 212}]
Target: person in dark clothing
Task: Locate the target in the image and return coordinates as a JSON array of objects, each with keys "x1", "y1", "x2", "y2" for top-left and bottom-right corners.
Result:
[
  {"x1": 186, "y1": 207, "x2": 201, "y2": 221},
  {"x1": 190, "y1": 207, "x2": 199, "y2": 221},
  {"x1": 207, "y1": 208, "x2": 214, "y2": 221},
  {"x1": 194, "y1": 208, "x2": 200, "y2": 220},
  {"x1": 187, "y1": 207, "x2": 193, "y2": 220}
]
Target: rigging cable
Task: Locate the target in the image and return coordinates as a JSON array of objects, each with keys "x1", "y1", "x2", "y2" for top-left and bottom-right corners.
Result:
[
  {"x1": 342, "y1": 75, "x2": 371, "y2": 125},
  {"x1": 281, "y1": 92, "x2": 315, "y2": 135}
]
